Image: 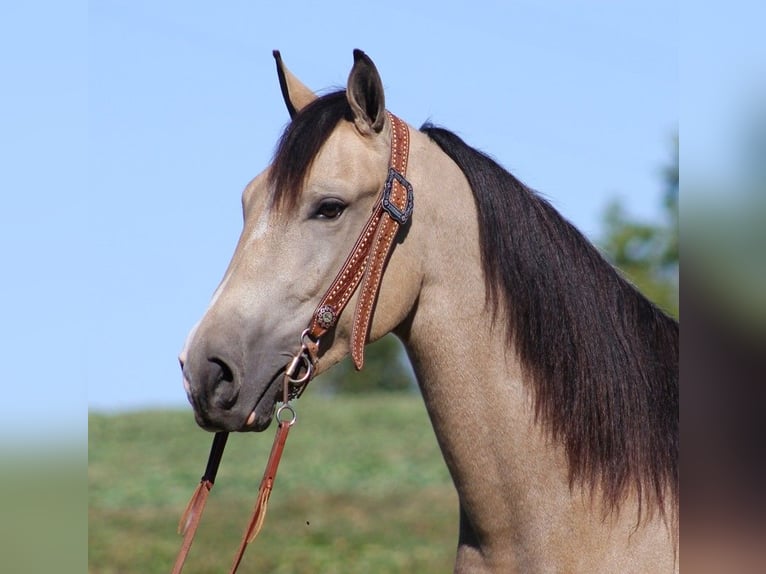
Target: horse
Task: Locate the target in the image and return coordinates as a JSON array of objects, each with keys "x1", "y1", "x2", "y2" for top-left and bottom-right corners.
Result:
[{"x1": 179, "y1": 50, "x2": 679, "y2": 573}]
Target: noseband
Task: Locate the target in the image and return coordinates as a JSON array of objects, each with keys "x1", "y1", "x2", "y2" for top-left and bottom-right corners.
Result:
[{"x1": 172, "y1": 113, "x2": 412, "y2": 573}]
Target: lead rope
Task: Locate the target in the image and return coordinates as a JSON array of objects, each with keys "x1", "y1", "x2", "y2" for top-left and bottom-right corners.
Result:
[
  {"x1": 229, "y1": 412, "x2": 293, "y2": 573},
  {"x1": 228, "y1": 340, "x2": 311, "y2": 574},
  {"x1": 171, "y1": 336, "x2": 315, "y2": 574}
]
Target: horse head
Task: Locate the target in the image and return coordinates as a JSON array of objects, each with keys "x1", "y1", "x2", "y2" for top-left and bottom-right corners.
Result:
[{"x1": 179, "y1": 51, "x2": 422, "y2": 432}]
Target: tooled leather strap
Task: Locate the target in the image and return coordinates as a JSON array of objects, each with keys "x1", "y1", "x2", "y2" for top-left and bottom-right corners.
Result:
[
  {"x1": 306, "y1": 112, "x2": 412, "y2": 369},
  {"x1": 229, "y1": 420, "x2": 292, "y2": 573}
]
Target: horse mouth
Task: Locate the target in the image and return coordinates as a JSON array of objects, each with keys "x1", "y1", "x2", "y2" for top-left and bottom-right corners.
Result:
[{"x1": 241, "y1": 368, "x2": 285, "y2": 432}]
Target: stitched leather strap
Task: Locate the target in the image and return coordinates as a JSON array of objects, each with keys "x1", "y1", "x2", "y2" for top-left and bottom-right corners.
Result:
[
  {"x1": 229, "y1": 420, "x2": 292, "y2": 573},
  {"x1": 307, "y1": 113, "x2": 412, "y2": 369}
]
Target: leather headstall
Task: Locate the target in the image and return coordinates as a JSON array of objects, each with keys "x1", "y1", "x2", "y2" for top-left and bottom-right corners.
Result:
[
  {"x1": 306, "y1": 111, "x2": 412, "y2": 371},
  {"x1": 172, "y1": 112, "x2": 413, "y2": 574}
]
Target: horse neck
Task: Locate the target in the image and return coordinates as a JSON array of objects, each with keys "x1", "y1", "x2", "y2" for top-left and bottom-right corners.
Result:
[
  {"x1": 393, "y1": 131, "x2": 676, "y2": 571},
  {"x1": 396, "y1": 130, "x2": 569, "y2": 534}
]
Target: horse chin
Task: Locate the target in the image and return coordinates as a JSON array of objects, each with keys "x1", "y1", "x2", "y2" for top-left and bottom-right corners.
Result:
[{"x1": 245, "y1": 396, "x2": 277, "y2": 432}]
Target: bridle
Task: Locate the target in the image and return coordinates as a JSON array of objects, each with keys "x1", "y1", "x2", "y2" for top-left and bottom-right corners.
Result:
[{"x1": 172, "y1": 113, "x2": 412, "y2": 574}]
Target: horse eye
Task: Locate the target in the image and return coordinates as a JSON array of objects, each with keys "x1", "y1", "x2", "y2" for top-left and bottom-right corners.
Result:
[{"x1": 314, "y1": 199, "x2": 346, "y2": 220}]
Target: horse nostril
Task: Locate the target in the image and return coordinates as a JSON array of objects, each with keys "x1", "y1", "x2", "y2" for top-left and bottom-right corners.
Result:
[
  {"x1": 210, "y1": 357, "x2": 234, "y2": 384},
  {"x1": 208, "y1": 357, "x2": 239, "y2": 410}
]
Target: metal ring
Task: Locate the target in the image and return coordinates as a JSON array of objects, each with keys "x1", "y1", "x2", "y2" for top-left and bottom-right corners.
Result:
[
  {"x1": 276, "y1": 404, "x2": 297, "y2": 426},
  {"x1": 300, "y1": 328, "x2": 318, "y2": 349},
  {"x1": 286, "y1": 353, "x2": 313, "y2": 385}
]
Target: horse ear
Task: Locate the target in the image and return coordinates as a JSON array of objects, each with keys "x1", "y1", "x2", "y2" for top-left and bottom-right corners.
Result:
[
  {"x1": 273, "y1": 50, "x2": 317, "y2": 118},
  {"x1": 347, "y1": 49, "x2": 386, "y2": 134}
]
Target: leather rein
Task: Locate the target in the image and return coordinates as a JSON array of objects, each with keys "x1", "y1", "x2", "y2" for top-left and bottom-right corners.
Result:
[{"x1": 172, "y1": 113, "x2": 412, "y2": 573}]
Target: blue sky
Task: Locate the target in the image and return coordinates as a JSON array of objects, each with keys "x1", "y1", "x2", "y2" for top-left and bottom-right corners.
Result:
[{"x1": 2, "y1": 1, "x2": 687, "y2": 442}]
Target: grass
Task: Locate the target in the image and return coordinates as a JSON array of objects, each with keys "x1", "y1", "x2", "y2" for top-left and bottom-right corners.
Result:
[
  {"x1": 89, "y1": 394, "x2": 458, "y2": 573},
  {"x1": 1, "y1": 453, "x2": 86, "y2": 574}
]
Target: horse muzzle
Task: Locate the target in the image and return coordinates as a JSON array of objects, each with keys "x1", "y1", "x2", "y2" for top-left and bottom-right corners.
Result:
[{"x1": 179, "y1": 351, "x2": 279, "y2": 433}]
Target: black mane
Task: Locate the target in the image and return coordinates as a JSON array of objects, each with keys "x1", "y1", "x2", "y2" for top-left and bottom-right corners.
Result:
[
  {"x1": 421, "y1": 125, "x2": 678, "y2": 516},
  {"x1": 267, "y1": 91, "x2": 678, "y2": 516}
]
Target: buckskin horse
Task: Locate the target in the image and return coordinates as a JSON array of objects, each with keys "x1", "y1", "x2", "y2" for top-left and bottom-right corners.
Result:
[{"x1": 178, "y1": 50, "x2": 679, "y2": 573}]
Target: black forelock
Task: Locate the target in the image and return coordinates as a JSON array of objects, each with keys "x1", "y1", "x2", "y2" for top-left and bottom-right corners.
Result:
[{"x1": 268, "y1": 90, "x2": 352, "y2": 212}]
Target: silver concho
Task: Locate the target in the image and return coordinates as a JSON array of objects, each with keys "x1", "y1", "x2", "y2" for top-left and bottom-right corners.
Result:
[{"x1": 316, "y1": 305, "x2": 337, "y2": 329}]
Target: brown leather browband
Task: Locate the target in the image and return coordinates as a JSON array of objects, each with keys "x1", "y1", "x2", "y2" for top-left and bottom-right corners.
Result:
[{"x1": 172, "y1": 113, "x2": 412, "y2": 573}]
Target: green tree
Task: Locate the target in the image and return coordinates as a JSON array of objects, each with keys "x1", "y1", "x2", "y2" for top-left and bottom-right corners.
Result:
[{"x1": 600, "y1": 135, "x2": 679, "y2": 317}]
